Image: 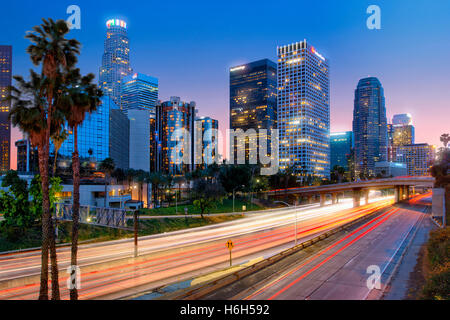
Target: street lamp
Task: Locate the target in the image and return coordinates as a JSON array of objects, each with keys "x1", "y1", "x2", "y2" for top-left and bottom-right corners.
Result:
[{"x1": 233, "y1": 185, "x2": 245, "y2": 213}]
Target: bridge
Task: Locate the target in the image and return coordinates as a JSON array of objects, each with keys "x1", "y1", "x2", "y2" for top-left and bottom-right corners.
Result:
[{"x1": 265, "y1": 176, "x2": 435, "y2": 208}]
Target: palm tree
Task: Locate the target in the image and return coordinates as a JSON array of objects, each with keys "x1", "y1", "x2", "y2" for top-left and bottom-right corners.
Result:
[
  {"x1": 148, "y1": 172, "x2": 165, "y2": 207},
  {"x1": 51, "y1": 129, "x2": 68, "y2": 176},
  {"x1": 59, "y1": 68, "x2": 102, "y2": 300},
  {"x1": 20, "y1": 18, "x2": 80, "y2": 300},
  {"x1": 441, "y1": 133, "x2": 450, "y2": 148},
  {"x1": 8, "y1": 71, "x2": 65, "y2": 300},
  {"x1": 99, "y1": 158, "x2": 116, "y2": 208}
]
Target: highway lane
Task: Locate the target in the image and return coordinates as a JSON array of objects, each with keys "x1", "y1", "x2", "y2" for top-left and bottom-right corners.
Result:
[
  {"x1": 0, "y1": 196, "x2": 394, "y2": 300},
  {"x1": 223, "y1": 194, "x2": 430, "y2": 300}
]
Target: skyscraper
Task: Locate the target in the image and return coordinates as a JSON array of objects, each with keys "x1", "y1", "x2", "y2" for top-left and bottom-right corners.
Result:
[
  {"x1": 353, "y1": 77, "x2": 388, "y2": 178},
  {"x1": 128, "y1": 109, "x2": 150, "y2": 171},
  {"x1": 121, "y1": 73, "x2": 158, "y2": 117},
  {"x1": 195, "y1": 116, "x2": 219, "y2": 169},
  {"x1": 392, "y1": 114, "x2": 412, "y2": 126},
  {"x1": 330, "y1": 131, "x2": 353, "y2": 172},
  {"x1": 99, "y1": 19, "x2": 132, "y2": 106},
  {"x1": 0, "y1": 45, "x2": 12, "y2": 171},
  {"x1": 153, "y1": 97, "x2": 196, "y2": 175},
  {"x1": 396, "y1": 143, "x2": 436, "y2": 176},
  {"x1": 229, "y1": 59, "x2": 277, "y2": 163},
  {"x1": 55, "y1": 96, "x2": 129, "y2": 168},
  {"x1": 277, "y1": 40, "x2": 330, "y2": 179}
]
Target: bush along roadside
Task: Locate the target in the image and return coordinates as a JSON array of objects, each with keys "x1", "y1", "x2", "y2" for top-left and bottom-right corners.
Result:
[{"x1": 421, "y1": 227, "x2": 450, "y2": 300}]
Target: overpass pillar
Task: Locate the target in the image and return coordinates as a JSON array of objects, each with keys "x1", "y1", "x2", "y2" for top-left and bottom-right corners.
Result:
[
  {"x1": 399, "y1": 186, "x2": 405, "y2": 201},
  {"x1": 353, "y1": 189, "x2": 361, "y2": 208},
  {"x1": 332, "y1": 193, "x2": 338, "y2": 205},
  {"x1": 405, "y1": 186, "x2": 410, "y2": 200},
  {"x1": 394, "y1": 186, "x2": 400, "y2": 203},
  {"x1": 364, "y1": 190, "x2": 370, "y2": 205},
  {"x1": 307, "y1": 195, "x2": 313, "y2": 204},
  {"x1": 320, "y1": 194, "x2": 326, "y2": 207}
]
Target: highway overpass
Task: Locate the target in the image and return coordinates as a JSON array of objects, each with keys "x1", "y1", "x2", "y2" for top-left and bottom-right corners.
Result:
[{"x1": 264, "y1": 176, "x2": 434, "y2": 208}]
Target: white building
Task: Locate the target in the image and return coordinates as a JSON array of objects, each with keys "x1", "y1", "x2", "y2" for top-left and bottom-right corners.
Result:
[
  {"x1": 277, "y1": 40, "x2": 330, "y2": 179},
  {"x1": 128, "y1": 109, "x2": 150, "y2": 172}
]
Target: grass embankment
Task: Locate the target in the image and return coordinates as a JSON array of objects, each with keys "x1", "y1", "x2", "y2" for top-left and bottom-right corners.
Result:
[
  {"x1": 421, "y1": 227, "x2": 450, "y2": 300},
  {"x1": 0, "y1": 214, "x2": 243, "y2": 253},
  {"x1": 140, "y1": 198, "x2": 263, "y2": 216}
]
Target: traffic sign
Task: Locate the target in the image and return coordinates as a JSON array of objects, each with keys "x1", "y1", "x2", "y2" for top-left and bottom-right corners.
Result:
[{"x1": 226, "y1": 240, "x2": 234, "y2": 250}]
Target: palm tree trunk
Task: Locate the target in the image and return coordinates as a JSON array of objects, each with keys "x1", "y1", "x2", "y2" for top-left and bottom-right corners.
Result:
[
  {"x1": 37, "y1": 146, "x2": 50, "y2": 300},
  {"x1": 46, "y1": 95, "x2": 60, "y2": 300},
  {"x1": 104, "y1": 177, "x2": 108, "y2": 207},
  {"x1": 70, "y1": 126, "x2": 80, "y2": 300}
]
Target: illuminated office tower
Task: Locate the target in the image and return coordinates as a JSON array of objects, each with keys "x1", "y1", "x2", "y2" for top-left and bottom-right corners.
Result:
[
  {"x1": 392, "y1": 114, "x2": 415, "y2": 146},
  {"x1": 229, "y1": 59, "x2": 277, "y2": 164},
  {"x1": 0, "y1": 45, "x2": 12, "y2": 171},
  {"x1": 277, "y1": 41, "x2": 330, "y2": 179},
  {"x1": 396, "y1": 143, "x2": 436, "y2": 176},
  {"x1": 153, "y1": 97, "x2": 197, "y2": 175},
  {"x1": 121, "y1": 73, "x2": 158, "y2": 117},
  {"x1": 353, "y1": 77, "x2": 388, "y2": 178},
  {"x1": 330, "y1": 131, "x2": 353, "y2": 172},
  {"x1": 99, "y1": 19, "x2": 132, "y2": 106},
  {"x1": 128, "y1": 109, "x2": 150, "y2": 171},
  {"x1": 194, "y1": 117, "x2": 219, "y2": 169}
]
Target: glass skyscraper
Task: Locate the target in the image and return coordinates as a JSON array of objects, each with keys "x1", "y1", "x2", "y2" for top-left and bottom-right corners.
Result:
[
  {"x1": 194, "y1": 116, "x2": 219, "y2": 169},
  {"x1": 330, "y1": 131, "x2": 353, "y2": 171},
  {"x1": 99, "y1": 19, "x2": 132, "y2": 106},
  {"x1": 277, "y1": 40, "x2": 330, "y2": 179},
  {"x1": 55, "y1": 97, "x2": 129, "y2": 169},
  {"x1": 229, "y1": 59, "x2": 277, "y2": 164},
  {"x1": 352, "y1": 77, "x2": 388, "y2": 178},
  {"x1": 396, "y1": 143, "x2": 436, "y2": 176},
  {"x1": 153, "y1": 97, "x2": 196, "y2": 175},
  {"x1": 0, "y1": 45, "x2": 12, "y2": 171},
  {"x1": 121, "y1": 73, "x2": 158, "y2": 117}
]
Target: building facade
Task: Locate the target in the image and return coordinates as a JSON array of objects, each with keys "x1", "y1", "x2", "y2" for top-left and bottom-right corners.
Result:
[
  {"x1": 195, "y1": 117, "x2": 219, "y2": 169},
  {"x1": 0, "y1": 45, "x2": 12, "y2": 171},
  {"x1": 396, "y1": 143, "x2": 436, "y2": 176},
  {"x1": 128, "y1": 109, "x2": 150, "y2": 171},
  {"x1": 277, "y1": 41, "x2": 330, "y2": 179},
  {"x1": 109, "y1": 108, "x2": 130, "y2": 169},
  {"x1": 374, "y1": 161, "x2": 407, "y2": 177},
  {"x1": 15, "y1": 139, "x2": 38, "y2": 173},
  {"x1": 99, "y1": 19, "x2": 132, "y2": 106},
  {"x1": 352, "y1": 77, "x2": 388, "y2": 178},
  {"x1": 153, "y1": 97, "x2": 196, "y2": 175},
  {"x1": 229, "y1": 59, "x2": 277, "y2": 163},
  {"x1": 55, "y1": 96, "x2": 129, "y2": 168},
  {"x1": 330, "y1": 131, "x2": 353, "y2": 172},
  {"x1": 121, "y1": 73, "x2": 158, "y2": 117}
]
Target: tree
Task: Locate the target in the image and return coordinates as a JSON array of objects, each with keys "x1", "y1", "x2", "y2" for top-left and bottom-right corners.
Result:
[
  {"x1": 218, "y1": 165, "x2": 251, "y2": 194},
  {"x1": 59, "y1": 68, "x2": 102, "y2": 300},
  {"x1": 0, "y1": 171, "x2": 32, "y2": 234},
  {"x1": 51, "y1": 129, "x2": 68, "y2": 176},
  {"x1": 99, "y1": 158, "x2": 116, "y2": 208},
  {"x1": 13, "y1": 17, "x2": 80, "y2": 300},
  {"x1": 440, "y1": 133, "x2": 450, "y2": 149},
  {"x1": 148, "y1": 172, "x2": 165, "y2": 207},
  {"x1": 331, "y1": 165, "x2": 346, "y2": 184},
  {"x1": 192, "y1": 179, "x2": 226, "y2": 218}
]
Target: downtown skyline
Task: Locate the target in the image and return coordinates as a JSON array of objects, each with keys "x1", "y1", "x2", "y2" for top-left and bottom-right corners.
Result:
[{"x1": 2, "y1": 0, "x2": 450, "y2": 169}]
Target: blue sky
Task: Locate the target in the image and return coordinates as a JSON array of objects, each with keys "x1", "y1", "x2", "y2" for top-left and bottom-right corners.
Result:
[{"x1": 2, "y1": 0, "x2": 449, "y2": 167}]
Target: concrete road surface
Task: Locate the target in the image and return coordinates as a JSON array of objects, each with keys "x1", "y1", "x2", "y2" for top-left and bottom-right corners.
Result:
[
  {"x1": 0, "y1": 197, "x2": 395, "y2": 300},
  {"x1": 203, "y1": 195, "x2": 430, "y2": 300}
]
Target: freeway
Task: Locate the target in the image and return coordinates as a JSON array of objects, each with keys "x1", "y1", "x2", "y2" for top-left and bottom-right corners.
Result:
[
  {"x1": 0, "y1": 196, "x2": 396, "y2": 300},
  {"x1": 204, "y1": 193, "x2": 430, "y2": 300}
]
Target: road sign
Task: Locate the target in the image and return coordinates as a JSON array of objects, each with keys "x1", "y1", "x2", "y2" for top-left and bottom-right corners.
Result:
[{"x1": 226, "y1": 240, "x2": 234, "y2": 267}]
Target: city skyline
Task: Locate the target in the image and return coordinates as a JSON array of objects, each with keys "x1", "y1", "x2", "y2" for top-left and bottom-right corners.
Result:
[{"x1": 2, "y1": 0, "x2": 450, "y2": 169}]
